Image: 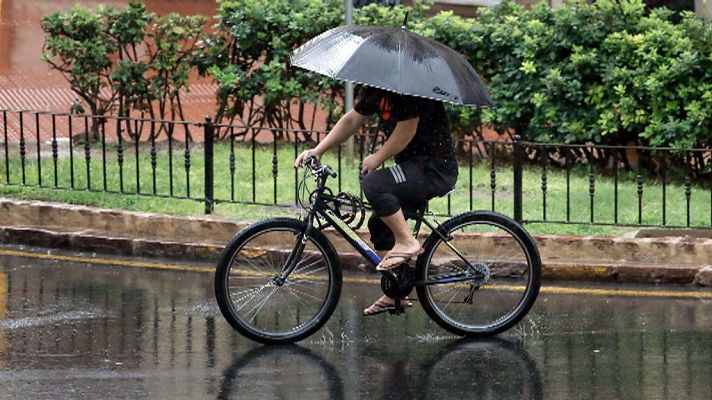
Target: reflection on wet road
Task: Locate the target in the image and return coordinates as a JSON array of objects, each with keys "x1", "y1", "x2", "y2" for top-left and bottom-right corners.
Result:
[{"x1": 0, "y1": 248, "x2": 711, "y2": 399}]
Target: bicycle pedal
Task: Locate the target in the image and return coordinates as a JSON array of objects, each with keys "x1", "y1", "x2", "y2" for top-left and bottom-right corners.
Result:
[
  {"x1": 389, "y1": 298, "x2": 406, "y2": 315},
  {"x1": 388, "y1": 308, "x2": 405, "y2": 315}
]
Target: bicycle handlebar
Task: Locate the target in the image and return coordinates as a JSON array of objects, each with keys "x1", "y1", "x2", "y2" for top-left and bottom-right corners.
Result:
[{"x1": 303, "y1": 156, "x2": 337, "y2": 178}]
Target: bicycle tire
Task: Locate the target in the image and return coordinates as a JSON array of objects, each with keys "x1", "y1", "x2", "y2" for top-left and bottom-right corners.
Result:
[
  {"x1": 423, "y1": 338, "x2": 543, "y2": 399},
  {"x1": 416, "y1": 211, "x2": 541, "y2": 337},
  {"x1": 217, "y1": 345, "x2": 344, "y2": 400},
  {"x1": 215, "y1": 218, "x2": 342, "y2": 344}
]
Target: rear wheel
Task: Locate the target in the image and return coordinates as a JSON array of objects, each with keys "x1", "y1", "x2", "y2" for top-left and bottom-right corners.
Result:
[
  {"x1": 424, "y1": 339, "x2": 542, "y2": 399},
  {"x1": 215, "y1": 218, "x2": 342, "y2": 344},
  {"x1": 416, "y1": 211, "x2": 541, "y2": 336}
]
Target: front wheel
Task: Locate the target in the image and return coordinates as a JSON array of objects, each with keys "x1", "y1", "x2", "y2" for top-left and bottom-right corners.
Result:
[
  {"x1": 215, "y1": 218, "x2": 342, "y2": 344},
  {"x1": 416, "y1": 211, "x2": 541, "y2": 337}
]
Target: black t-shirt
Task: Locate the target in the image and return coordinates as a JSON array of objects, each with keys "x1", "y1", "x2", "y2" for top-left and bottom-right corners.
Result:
[{"x1": 353, "y1": 87, "x2": 454, "y2": 164}]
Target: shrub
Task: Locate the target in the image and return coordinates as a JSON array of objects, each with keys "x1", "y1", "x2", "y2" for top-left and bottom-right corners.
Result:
[
  {"x1": 42, "y1": 2, "x2": 207, "y2": 140},
  {"x1": 459, "y1": 0, "x2": 710, "y2": 151},
  {"x1": 198, "y1": 0, "x2": 344, "y2": 137},
  {"x1": 44, "y1": 0, "x2": 712, "y2": 155}
]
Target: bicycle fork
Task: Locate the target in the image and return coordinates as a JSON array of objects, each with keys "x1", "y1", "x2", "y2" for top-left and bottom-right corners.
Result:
[{"x1": 273, "y1": 214, "x2": 315, "y2": 286}]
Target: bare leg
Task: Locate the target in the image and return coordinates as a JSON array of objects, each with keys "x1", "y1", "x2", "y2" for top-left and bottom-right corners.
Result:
[
  {"x1": 363, "y1": 250, "x2": 393, "y2": 315},
  {"x1": 377, "y1": 209, "x2": 422, "y2": 269},
  {"x1": 363, "y1": 213, "x2": 422, "y2": 315}
]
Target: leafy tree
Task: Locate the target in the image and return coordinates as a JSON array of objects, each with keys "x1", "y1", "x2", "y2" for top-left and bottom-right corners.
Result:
[
  {"x1": 43, "y1": 2, "x2": 207, "y2": 141},
  {"x1": 42, "y1": 4, "x2": 120, "y2": 139},
  {"x1": 145, "y1": 13, "x2": 207, "y2": 137},
  {"x1": 198, "y1": 0, "x2": 344, "y2": 139},
  {"x1": 43, "y1": 0, "x2": 711, "y2": 175},
  {"x1": 107, "y1": 1, "x2": 152, "y2": 132}
]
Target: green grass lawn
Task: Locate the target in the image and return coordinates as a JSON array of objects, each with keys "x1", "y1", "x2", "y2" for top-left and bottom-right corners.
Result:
[{"x1": 1, "y1": 140, "x2": 710, "y2": 236}]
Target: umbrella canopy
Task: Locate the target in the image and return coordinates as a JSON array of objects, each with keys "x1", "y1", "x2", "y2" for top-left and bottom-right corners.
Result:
[{"x1": 290, "y1": 24, "x2": 495, "y2": 107}]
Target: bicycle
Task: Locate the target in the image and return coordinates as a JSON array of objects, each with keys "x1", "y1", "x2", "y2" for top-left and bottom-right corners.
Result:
[
  {"x1": 215, "y1": 157, "x2": 541, "y2": 344},
  {"x1": 216, "y1": 339, "x2": 541, "y2": 400}
]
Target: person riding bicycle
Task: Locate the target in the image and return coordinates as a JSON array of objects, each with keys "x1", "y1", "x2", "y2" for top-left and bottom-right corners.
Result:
[{"x1": 295, "y1": 86, "x2": 458, "y2": 316}]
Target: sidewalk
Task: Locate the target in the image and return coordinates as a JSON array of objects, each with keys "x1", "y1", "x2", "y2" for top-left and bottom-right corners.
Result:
[{"x1": 1, "y1": 198, "x2": 711, "y2": 286}]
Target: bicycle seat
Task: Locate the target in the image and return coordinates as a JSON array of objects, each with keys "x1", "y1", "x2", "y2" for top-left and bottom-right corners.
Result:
[
  {"x1": 402, "y1": 186, "x2": 456, "y2": 219},
  {"x1": 438, "y1": 187, "x2": 456, "y2": 198}
]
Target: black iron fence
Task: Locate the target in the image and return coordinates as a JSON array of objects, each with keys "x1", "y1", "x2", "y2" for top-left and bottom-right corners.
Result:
[{"x1": 1, "y1": 109, "x2": 710, "y2": 229}]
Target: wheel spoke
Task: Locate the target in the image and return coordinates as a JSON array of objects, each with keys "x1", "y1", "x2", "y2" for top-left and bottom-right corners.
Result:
[
  {"x1": 238, "y1": 254, "x2": 275, "y2": 277},
  {"x1": 292, "y1": 260, "x2": 326, "y2": 277},
  {"x1": 441, "y1": 284, "x2": 463, "y2": 313},
  {"x1": 292, "y1": 253, "x2": 321, "y2": 274},
  {"x1": 216, "y1": 223, "x2": 338, "y2": 342},
  {"x1": 231, "y1": 285, "x2": 267, "y2": 302},
  {"x1": 421, "y1": 214, "x2": 540, "y2": 335},
  {"x1": 246, "y1": 286, "x2": 279, "y2": 323},
  {"x1": 284, "y1": 284, "x2": 326, "y2": 305},
  {"x1": 234, "y1": 283, "x2": 270, "y2": 312}
]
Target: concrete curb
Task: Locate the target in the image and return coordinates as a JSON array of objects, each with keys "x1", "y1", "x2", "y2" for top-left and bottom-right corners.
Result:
[
  {"x1": 0, "y1": 226, "x2": 707, "y2": 284},
  {"x1": 0, "y1": 226, "x2": 365, "y2": 272},
  {"x1": 1, "y1": 198, "x2": 711, "y2": 285}
]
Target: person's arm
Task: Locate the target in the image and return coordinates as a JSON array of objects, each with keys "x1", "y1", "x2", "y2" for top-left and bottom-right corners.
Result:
[
  {"x1": 295, "y1": 109, "x2": 369, "y2": 167},
  {"x1": 360, "y1": 117, "x2": 419, "y2": 174},
  {"x1": 314, "y1": 109, "x2": 369, "y2": 156}
]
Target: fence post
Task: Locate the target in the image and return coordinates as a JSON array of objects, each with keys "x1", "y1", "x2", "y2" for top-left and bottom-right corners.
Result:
[
  {"x1": 204, "y1": 116, "x2": 215, "y2": 214},
  {"x1": 513, "y1": 134, "x2": 523, "y2": 223}
]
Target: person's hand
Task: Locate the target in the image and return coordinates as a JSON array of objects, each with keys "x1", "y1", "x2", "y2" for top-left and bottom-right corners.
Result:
[
  {"x1": 360, "y1": 153, "x2": 382, "y2": 175},
  {"x1": 295, "y1": 148, "x2": 321, "y2": 168}
]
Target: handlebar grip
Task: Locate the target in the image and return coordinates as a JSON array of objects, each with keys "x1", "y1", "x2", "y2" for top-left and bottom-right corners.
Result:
[{"x1": 302, "y1": 155, "x2": 336, "y2": 178}]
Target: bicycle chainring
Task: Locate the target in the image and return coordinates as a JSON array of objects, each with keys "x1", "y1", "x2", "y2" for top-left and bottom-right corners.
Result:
[{"x1": 380, "y1": 265, "x2": 415, "y2": 299}]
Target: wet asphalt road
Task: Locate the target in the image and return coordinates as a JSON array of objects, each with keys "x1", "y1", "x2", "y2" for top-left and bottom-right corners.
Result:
[{"x1": 0, "y1": 246, "x2": 711, "y2": 400}]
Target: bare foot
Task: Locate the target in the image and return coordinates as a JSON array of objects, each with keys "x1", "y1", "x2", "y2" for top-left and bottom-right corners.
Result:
[
  {"x1": 376, "y1": 239, "x2": 423, "y2": 271},
  {"x1": 388, "y1": 237, "x2": 422, "y2": 256}
]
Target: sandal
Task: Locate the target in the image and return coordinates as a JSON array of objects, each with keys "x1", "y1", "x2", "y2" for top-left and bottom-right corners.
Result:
[
  {"x1": 363, "y1": 296, "x2": 413, "y2": 316},
  {"x1": 376, "y1": 248, "x2": 424, "y2": 271}
]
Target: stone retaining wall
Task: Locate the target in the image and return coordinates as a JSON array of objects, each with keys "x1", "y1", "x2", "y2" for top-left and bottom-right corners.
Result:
[{"x1": 1, "y1": 198, "x2": 711, "y2": 285}]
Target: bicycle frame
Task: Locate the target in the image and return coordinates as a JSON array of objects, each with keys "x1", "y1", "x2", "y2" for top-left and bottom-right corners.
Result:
[
  {"x1": 315, "y1": 198, "x2": 486, "y2": 287},
  {"x1": 319, "y1": 206, "x2": 381, "y2": 267},
  {"x1": 215, "y1": 163, "x2": 541, "y2": 342},
  {"x1": 276, "y1": 166, "x2": 479, "y2": 285}
]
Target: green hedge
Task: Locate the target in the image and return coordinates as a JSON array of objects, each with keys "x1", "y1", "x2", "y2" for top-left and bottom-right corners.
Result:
[
  {"x1": 197, "y1": 0, "x2": 345, "y2": 136},
  {"x1": 452, "y1": 0, "x2": 712, "y2": 149},
  {"x1": 211, "y1": 0, "x2": 711, "y2": 149},
  {"x1": 44, "y1": 0, "x2": 712, "y2": 150}
]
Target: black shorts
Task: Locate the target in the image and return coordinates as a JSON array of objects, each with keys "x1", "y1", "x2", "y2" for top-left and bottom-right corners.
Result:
[{"x1": 361, "y1": 157, "x2": 458, "y2": 250}]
